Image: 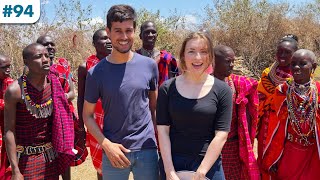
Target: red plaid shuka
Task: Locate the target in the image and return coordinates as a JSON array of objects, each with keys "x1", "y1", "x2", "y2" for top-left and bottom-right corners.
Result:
[
  {"x1": 0, "y1": 77, "x2": 13, "y2": 179},
  {"x1": 51, "y1": 58, "x2": 88, "y2": 166},
  {"x1": 86, "y1": 55, "x2": 104, "y2": 174},
  {"x1": 15, "y1": 78, "x2": 59, "y2": 179},
  {"x1": 222, "y1": 74, "x2": 260, "y2": 180}
]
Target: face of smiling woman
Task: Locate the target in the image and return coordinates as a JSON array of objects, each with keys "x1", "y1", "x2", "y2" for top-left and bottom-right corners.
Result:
[{"x1": 183, "y1": 38, "x2": 210, "y2": 75}]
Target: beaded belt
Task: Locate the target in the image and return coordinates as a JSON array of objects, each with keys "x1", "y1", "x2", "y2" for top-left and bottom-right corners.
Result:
[
  {"x1": 287, "y1": 133, "x2": 315, "y2": 146},
  {"x1": 16, "y1": 142, "x2": 57, "y2": 162}
]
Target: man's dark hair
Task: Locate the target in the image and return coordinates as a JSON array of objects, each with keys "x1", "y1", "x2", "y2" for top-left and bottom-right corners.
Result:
[
  {"x1": 93, "y1": 28, "x2": 106, "y2": 42},
  {"x1": 106, "y1": 4, "x2": 137, "y2": 30}
]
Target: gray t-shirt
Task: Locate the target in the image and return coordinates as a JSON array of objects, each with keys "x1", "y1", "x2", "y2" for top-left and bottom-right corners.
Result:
[{"x1": 85, "y1": 53, "x2": 159, "y2": 151}]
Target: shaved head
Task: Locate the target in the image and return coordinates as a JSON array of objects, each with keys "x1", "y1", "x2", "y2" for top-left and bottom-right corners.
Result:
[
  {"x1": 22, "y1": 43, "x2": 45, "y2": 60},
  {"x1": 0, "y1": 54, "x2": 9, "y2": 62},
  {"x1": 213, "y1": 45, "x2": 234, "y2": 60},
  {"x1": 140, "y1": 21, "x2": 156, "y2": 33},
  {"x1": 213, "y1": 45, "x2": 235, "y2": 80},
  {"x1": 293, "y1": 49, "x2": 317, "y2": 64},
  {"x1": 93, "y1": 28, "x2": 107, "y2": 42},
  {"x1": 36, "y1": 35, "x2": 52, "y2": 44}
]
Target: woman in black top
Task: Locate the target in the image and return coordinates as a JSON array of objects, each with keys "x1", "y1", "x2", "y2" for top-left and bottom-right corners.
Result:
[{"x1": 157, "y1": 32, "x2": 233, "y2": 180}]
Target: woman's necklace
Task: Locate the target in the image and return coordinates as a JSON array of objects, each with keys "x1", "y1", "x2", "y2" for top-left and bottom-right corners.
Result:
[
  {"x1": 269, "y1": 61, "x2": 291, "y2": 86},
  {"x1": 286, "y1": 79, "x2": 317, "y2": 139},
  {"x1": 21, "y1": 75, "x2": 53, "y2": 118}
]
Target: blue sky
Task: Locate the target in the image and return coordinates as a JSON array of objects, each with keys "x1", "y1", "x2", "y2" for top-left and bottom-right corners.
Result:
[{"x1": 42, "y1": 0, "x2": 314, "y2": 25}]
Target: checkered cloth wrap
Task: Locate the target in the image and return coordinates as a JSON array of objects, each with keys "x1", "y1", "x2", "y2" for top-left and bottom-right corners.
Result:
[
  {"x1": 48, "y1": 70, "x2": 75, "y2": 174},
  {"x1": 15, "y1": 78, "x2": 58, "y2": 179},
  {"x1": 18, "y1": 153, "x2": 59, "y2": 180},
  {"x1": 222, "y1": 74, "x2": 260, "y2": 180},
  {"x1": 86, "y1": 55, "x2": 104, "y2": 174},
  {"x1": 222, "y1": 140, "x2": 242, "y2": 180},
  {"x1": 51, "y1": 58, "x2": 88, "y2": 166},
  {"x1": 0, "y1": 77, "x2": 13, "y2": 179}
]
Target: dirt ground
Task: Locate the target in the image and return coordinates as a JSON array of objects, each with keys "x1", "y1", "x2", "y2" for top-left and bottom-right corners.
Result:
[{"x1": 64, "y1": 140, "x2": 258, "y2": 180}]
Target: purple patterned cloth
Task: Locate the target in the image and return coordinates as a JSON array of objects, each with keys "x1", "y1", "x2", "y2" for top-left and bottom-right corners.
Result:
[{"x1": 48, "y1": 69, "x2": 75, "y2": 174}]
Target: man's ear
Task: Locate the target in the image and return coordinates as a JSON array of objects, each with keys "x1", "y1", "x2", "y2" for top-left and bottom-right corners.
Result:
[
  {"x1": 312, "y1": 63, "x2": 317, "y2": 73},
  {"x1": 106, "y1": 27, "x2": 111, "y2": 36}
]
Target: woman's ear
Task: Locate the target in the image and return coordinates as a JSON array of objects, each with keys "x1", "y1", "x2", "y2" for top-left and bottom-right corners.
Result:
[{"x1": 312, "y1": 63, "x2": 317, "y2": 73}]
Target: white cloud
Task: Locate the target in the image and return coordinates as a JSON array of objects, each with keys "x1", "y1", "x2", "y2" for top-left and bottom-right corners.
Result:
[
  {"x1": 184, "y1": 14, "x2": 198, "y2": 25},
  {"x1": 176, "y1": 14, "x2": 198, "y2": 30}
]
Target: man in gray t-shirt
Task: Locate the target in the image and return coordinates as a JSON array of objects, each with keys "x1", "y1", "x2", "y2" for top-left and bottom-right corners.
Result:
[{"x1": 83, "y1": 4, "x2": 159, "y2": 180}]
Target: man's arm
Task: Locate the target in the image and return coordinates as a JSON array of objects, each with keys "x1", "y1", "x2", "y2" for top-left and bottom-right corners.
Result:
[
  {"x1": 4, "y1": 81, "x2": 23, "y2": 179},
  {"x1": 77, "y1": 62, "x2": 87, "y2": 123},
  {"x1": 65, "y1": 75, "x2": 75, "y2": 101},
  {"x1": 148, "y1": 90, "x2": 158, "y2": 128},
  {"x1": 83, "y1": 100, "x2": 131, "y2": 168}
]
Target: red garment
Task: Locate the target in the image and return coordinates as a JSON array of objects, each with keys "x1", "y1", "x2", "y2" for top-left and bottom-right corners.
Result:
[
  {"x1": 262, "y1": 80, "x2": 320, "y2": 180},
  {"x1": 15, "y1": 79, "x2": 58, "y2": 179},
  {"x1": 0, "y1": 77, "x2": 13, "y2": 179},
  {"x1": 86, "y1": 55, "x2": 104, "y2": 174},
  {"x1": 51, "y1": 58, "x2": 88, "y2": 166},
  {"x1": 136, "y1": 50, "x2": 179, "y2": 86},
  {"x1": 222, "y1": 74, "x2": 260, "y2": 180},
  {"x1": 257, "y1": 65, "x2": 292, "y2": 179},
  {"x1": 49, "y1": 71, "x2": 75, "y2": 174}
]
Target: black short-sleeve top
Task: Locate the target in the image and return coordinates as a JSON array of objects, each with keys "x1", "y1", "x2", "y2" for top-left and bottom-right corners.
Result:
[{"x1": 156, "y1": 77, "x2": 233, "y2": 156}]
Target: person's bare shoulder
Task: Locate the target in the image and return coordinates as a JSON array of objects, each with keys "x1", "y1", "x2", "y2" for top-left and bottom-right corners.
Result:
[
  {"x1": 5, "y1": 80, "x2": 22, "y2": 103},
  {"x1": 78, "y1": 62, "x2": 87, "y2": 76}
]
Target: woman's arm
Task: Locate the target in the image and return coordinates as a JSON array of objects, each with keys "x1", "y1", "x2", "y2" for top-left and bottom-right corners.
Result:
[
  {"x1": 157, "y1": 125, "x2": 180, "y2": 180},
  {"x1": 193, "y1": 130, "x2": 228, "y2": 179}
]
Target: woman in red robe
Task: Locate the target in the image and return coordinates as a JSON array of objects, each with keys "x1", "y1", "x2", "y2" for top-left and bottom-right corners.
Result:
[{"x1": 262, "y1": 49, "x2": 320, "y2": 180}]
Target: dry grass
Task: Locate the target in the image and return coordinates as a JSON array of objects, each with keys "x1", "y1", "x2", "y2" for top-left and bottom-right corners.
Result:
[
  {"x1": 1, "y1": 1, "x2": 320, "y2": 81},
  {"x1": 60, "y1": 148, "x2": 134, "y2": 180}
]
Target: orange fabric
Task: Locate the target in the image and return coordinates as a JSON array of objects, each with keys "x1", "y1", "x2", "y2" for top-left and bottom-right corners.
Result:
[
  {"x1": 257, "y1": 67, "x2": 276, "y2": 179},
  {"x1": 262, "y1": 81, "x2": 320, "y2": 180},
  {"x1": 257, "y1": 66, "x2": 293, "y2": 179}
]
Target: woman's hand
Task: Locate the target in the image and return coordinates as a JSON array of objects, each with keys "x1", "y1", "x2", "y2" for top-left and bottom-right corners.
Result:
[
  {"x1": 192, "y1": 170, "x2": 207, "y2": 180},
  {"x1": 166, "y1": 170, "x2": 180, "y2": 180}
]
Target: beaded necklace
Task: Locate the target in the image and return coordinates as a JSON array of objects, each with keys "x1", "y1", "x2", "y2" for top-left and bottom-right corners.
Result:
[
  {"x1": 286, "y1": 79, "x2": 317, "y2": 142},
  {"x1": 21, "y1": 75, "x2": 53, "y2": 118},
  {"x1": 269, "y1": 61, "x2": 291, "y2": 86}
]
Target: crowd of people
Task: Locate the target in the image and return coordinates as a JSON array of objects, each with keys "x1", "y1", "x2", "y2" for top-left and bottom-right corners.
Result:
[{"x1": 0, "y1": 3, "x2": 319, "y2": 180}]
